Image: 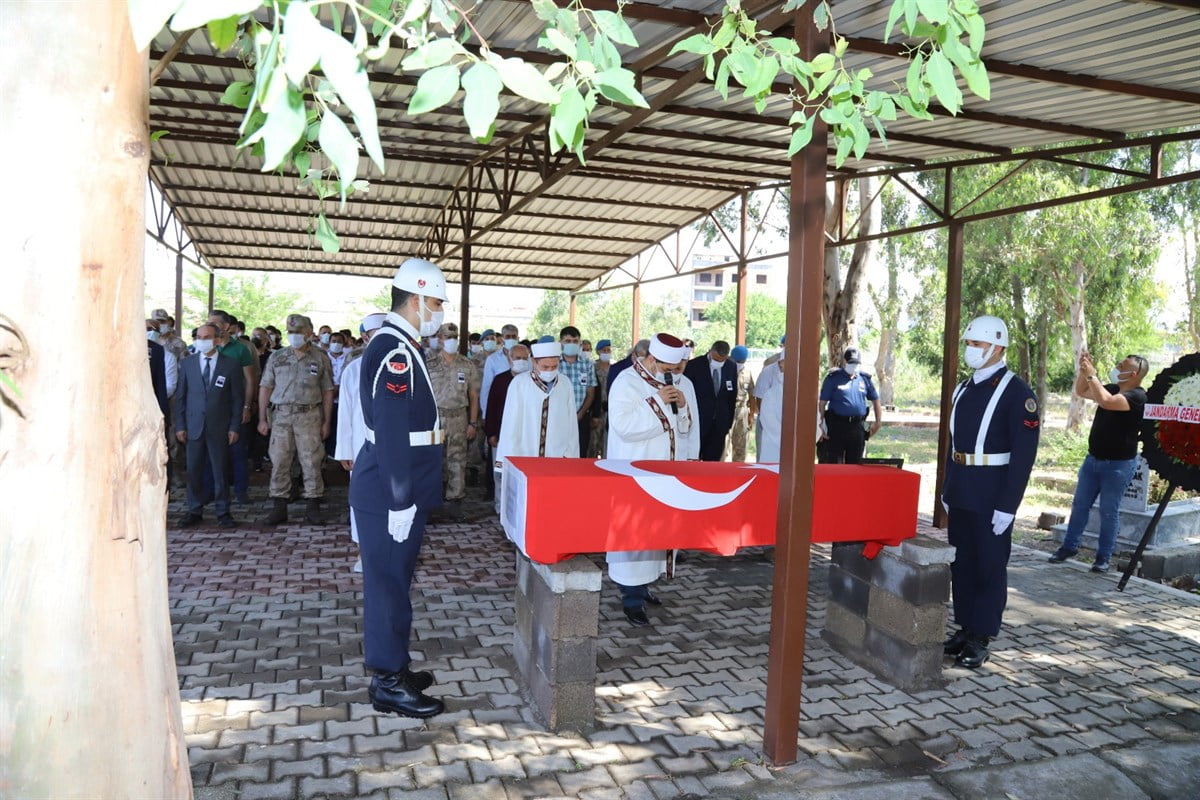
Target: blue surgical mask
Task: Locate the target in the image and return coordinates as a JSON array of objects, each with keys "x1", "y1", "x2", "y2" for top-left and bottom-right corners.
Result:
[
  {"x1": 483, "y1": 340, "x2": 498, "y2": 352},
  {"x1": 562, "y1": 343, "x2": 581, "y2": 357},
  {"x1": 503, "y1": 338, "x2": 517, "y2": 351}
]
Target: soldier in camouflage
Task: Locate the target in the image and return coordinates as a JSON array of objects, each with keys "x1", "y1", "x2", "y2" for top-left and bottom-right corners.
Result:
[
  {"x1": 726, "y1": 345, "x2": 755, "y2": 461},
  {"x1": 426, "y1": 322, "x2": 481, "y2": 505}
]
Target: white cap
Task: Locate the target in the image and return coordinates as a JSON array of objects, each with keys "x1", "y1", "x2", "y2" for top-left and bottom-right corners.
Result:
[
  {"x1": 360, "y1": 312, "x2": 387, "y2": 333},
  {"x1": 648, "y1": 333, "x2": 689, "y2": 365},
  {"x1": 392, "y1": 257, "x2": 448, "y2": 301},
  {"x1": 963, "y1": 315, "x2": 1009, "y2": 347},
  {"x1": 531, "y1": 341, "x2": 562, "y2": 358}
]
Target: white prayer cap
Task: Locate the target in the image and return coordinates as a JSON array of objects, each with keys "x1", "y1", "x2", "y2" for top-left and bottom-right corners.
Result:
[
  {"x1": 530, "y1": 341, "x2": 562, "y2": 358},
  {"x1": 648, "y1": 333, "x2": 688, "y2": 364},
  {"x1": 360, "y1": 312, "x2": 387, "y2": 333}
]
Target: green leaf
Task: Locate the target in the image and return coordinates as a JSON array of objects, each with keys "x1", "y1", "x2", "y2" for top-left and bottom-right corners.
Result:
[
  {"x1": 925, "y1": 49, "x2": 962, "y2": 112},
  {"x1": 851, "y1": 118, "x2": 870, "y2": 159},
  {"x1": 592, "y1": 30, "x2": 621, "y2": 71},
  {"x1": 493, "y1": 57, "x2": 560, "y2": 103},
  {"x1": 368, "y1": 0, "x2": 392, "y2": 37},
  {"x1": 670, "y1": 33, "x2": 716, "y2": 57},
  {"x1": 318, "y1": 111, "x2": 359, "y2": 197},
  {"x1": 461, "y1": 61, "x2": 503, "y2": 141},
  {"x1": 712, "y1": 14, "x2": 738, "y2": 49},
  {"x1": 811, "y1": 52, "x2": 835, "y2": 73},
  {"x1": 965, "y1": 13, "x2": 986, "y2": 54},
  {"x1": 128, "y1": 0, "x2": 185, "y2": 52},
  {"x1": 744, "y1": 55, "x2": 779, "y2": 98},
  {"x1": 531, "y1": 0, "x2": 558, "y2": 22},
  {"x1": 883, "y1": 0, "x2": 905, "y2": 42},
  {"x1": 150, "y1": 129, "x2": 171, "y2": 142},
  {"x1": 593, "y1": 10, "x2": 638, "y2": 47},
  {"x1": 834, "y1": 132, "x2": 854, "y2": 167},
  {"x1": 399, "y1": 0, "x2": 430, "y2": 27},
  {"x1": 407, "y1": 63, "x2": 461, "y2": 115},
  {"x1": 905, "y1": 51, "x2": 926, "y2": 103},
  {"x1": 314, "y1": 212, "x2": 340, "y2": 253},
  {"x1": 594, "y1": 68, "x2": 648, "y2": 108},
  {"x1": 916, "y1": 0, "x2": 949, "y2": 24},
  {"x1": 244, "y1": 86, "x2": 306, "y2": 170},
  {"x1": 551, "y1": 84, "x2": 587, "y2": 154},
  {"x1": 220, "y1": 80, "x2": 254, "y2": 109},
  {"x1": 813, "y1": 1, "x2": 829, "y2": 31},
  {"x1": 714, "y1": 56, "x2": 733, "y2": 100},
  {"x1": 960, "y1": 57, "x2": 990, "y2": 100},
  {"x1": 170, "y1": 0, "x2": 260, "y2": 32},
  {"x1": 207, "y1": 14, "x2": 241, "y2": 52},
  {"x1": 787, "y1": 114, "x2": 816, "y2": 157},
  {"x1": 819, "y1": 106, "x2": 847, "y2": 126},
  {"x1": 283, "y1": 1, "x2": 324, "y2": 86},
  {"x1": 400, "y1": 38, "x2": 465, "y2": 71},
  {"x1": 894, "y1": 93, "x2": 933, "y2": 120},
  {"x1": 320, "y1": 34, "x2": 385, "y2": 171},
  {"x1": 545, "y1": 27, "x2": 576, "y2": 58},
  {"x1": 807, "y1": 68, "x2": 836, "y2": 100},
  {"x1": 555, "y1": 7, "x2": 581, "y2": 37},
  {"x1": 768, "y1": 37, "x2": 800, "y2": 56},
  {"x1": 294, "y1": 150, "x2": 311, "y2": 177}
]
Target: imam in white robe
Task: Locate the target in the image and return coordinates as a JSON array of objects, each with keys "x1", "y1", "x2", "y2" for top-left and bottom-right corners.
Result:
[
  {"x1": 674, "y1": 373, "x2": 700, "y2": 461},
  {"x1": 335, "y1": 355, "x2": 367, "y2": 542},
  {"x1": 496, "y1": 372, "x2": 579, "y2": 467}
]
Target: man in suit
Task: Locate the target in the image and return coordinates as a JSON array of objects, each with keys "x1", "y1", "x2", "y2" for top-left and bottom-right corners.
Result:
[
  {"x1": 175, "y1": 324, "x2": 245, "y2": 528},
  {"x1": 683, "y1": 340, "x2": 738, "y2": 461}
]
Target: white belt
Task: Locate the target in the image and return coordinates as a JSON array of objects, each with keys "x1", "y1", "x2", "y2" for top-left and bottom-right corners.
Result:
[
  {"x1": 952, "y1": 451, "x2": 1011, "y2": 466},
  {"x1": 364, "y1": 428, "x2": 444, "y2": 446}
]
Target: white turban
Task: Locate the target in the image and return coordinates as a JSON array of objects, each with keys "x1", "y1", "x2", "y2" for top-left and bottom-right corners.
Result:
[
  {"x1": 360, "y1": 312, "x2": 387, "y2": 333},
  {"x1": 648, "y1": 333, "x2": 689, "y2": 364},
  {"x1": 530, "y1": 341, "x2": 562, "y2": 358}
]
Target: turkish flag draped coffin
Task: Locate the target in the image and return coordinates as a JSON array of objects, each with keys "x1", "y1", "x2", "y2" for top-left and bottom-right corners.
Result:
[{"x1": 502, "y1": 458, "x2": 920, "y2": 564}]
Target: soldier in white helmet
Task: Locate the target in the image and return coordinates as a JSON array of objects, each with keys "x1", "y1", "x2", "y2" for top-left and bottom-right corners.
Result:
[
  {"x1": 941, "y1": 315, "x2": 1041, "y2": 669},
  {"x1": 349, "y1": 258, "x2": 449, "y2": 718}
]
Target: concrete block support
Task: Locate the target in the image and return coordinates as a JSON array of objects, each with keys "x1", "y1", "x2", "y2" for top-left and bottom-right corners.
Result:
[
  {"x1": 513, "y1": 553, "x2": 601, "y2": 733},
  {"x1": 822, "y1": 537, "x2": 954, "y2": 691}
]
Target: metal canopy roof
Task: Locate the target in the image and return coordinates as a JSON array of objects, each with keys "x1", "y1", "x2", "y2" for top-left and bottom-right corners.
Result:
[{"x1": 148, "y1": 0, "x2": 1200, "y2": 291}]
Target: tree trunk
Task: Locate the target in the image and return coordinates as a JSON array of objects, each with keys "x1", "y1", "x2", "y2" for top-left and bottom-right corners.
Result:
[
  {"x1": 1185, "y1": 217, "x2": 1200, "y2": 353},
  {"x1": 1010, "y1": 272, "x2": 1031, "y2": 381},
  {"x1": 868, "y1": 258, "x2": 899, "y2": 408},
  {"x1": 822, "y1": 177, "x2": 880, "y2": 366},
  {"x1": 0, "y1": 3, "x2": 191, "y2": 797},
  {"x1": 1036, "y1": 310, "x2": 1049, "y2": 420},
  {"x1": 1066, "y1": 266, "x2": 1089, "y2": 431}
]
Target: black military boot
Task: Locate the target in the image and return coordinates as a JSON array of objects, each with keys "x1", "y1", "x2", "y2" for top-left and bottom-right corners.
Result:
[
  {"x1": 369, "y1": 670, "x2": 444, "y2": 718},
  {"x1": 304, "y1": 499, "x2": 322, "y2": 525},
  {"x1": 263, "y1": 497, "x2": 288, "y2": 525},
  {"x1": 943, "y1": 628, "x2": 971, "y2": 656},
  {"x1": 956, "y1": 634, "x2": 991, "y2": 669}
]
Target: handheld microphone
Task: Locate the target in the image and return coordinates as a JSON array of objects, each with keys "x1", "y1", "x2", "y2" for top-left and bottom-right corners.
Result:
[{"x1": 663, "y1": 371, "x2": 678, "y2": 414}]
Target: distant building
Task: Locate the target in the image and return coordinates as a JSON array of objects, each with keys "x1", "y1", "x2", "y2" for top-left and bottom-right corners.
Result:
[{"x1": 688, "y1": 252, "x2": 778, "y2": 325}]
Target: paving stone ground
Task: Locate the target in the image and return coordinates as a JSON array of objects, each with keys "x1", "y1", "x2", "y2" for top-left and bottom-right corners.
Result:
[{"x1": 170, "y1": 470, "x2": 1200, "y2": 799}]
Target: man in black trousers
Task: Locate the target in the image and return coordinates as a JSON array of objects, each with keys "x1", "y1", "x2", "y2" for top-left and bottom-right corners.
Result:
[
  {"x1": 175, "y1": 324, "x2": 244, "y2": 528},
  {"x1": 684, "y1": 340, "x2": 738, "y2": 461}
]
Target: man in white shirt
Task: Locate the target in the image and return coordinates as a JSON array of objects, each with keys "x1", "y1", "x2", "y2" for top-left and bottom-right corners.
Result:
[{"x1": 606, "y1": 332, "x2": 692, "y2": 626}]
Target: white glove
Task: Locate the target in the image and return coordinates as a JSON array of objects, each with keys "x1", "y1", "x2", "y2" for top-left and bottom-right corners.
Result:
[
  {"x1": 387, "y1": 505, "x2": 417, "y2": 543},
  {"x1": 941, "y1": 497, "x2": 949, "y2": 516},
  {"x1": 991, "y1": 510, "x2": 1014, "y2": 536}
]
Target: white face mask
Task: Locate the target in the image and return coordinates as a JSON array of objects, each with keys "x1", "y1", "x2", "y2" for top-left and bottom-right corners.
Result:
[
  {"x1": 270, "y1": 333, "x2": 280, "y2": 344},
  {"x1": 599, "y1": 352, "x2": 612, "y2": 362},
  {"x1": 1110, "y1": 367, "x2": 1134, "y2": 383},
  {"x1": 483, "y1": 339, "x2": 498, "y2": 352},
  {"x1": 736, "y1": 362, "x2": 745, "y2": 372},
  {"x1": 562, "y1": 343, "x2": 581, "y2": 357},
  {"x1": 845, "y1": 363, "x2": 860, "y2": 376},
  {"x1": 582, "y1": 350, "x2": 592, "y2": 359},
  {"x1": 537, "y1": 369, "x2": 559, "y2": 382},
  {"x1": 330, "y1": 343, "x2": 344, "y2": 354},
  {"x1": 511, "y1": 359, "x2": 531, "y2": 374},
  {"x1": 287, "y1": 333, "x2": 306, "y2": 348},
  {"x1": 655, "y1": 371, "x2": 668, "y2": 383},
  {"x1": 470, "y1": 343, "x2": 481, "y2": 354},
  {"x1": 146, "y1": 330, "x2": 160, "y2": 343},
  {"x1": 319, "y1": 332, "x2": 331, "y2": 344},
  {"x1": 503, "y1": 337, "x2": 518, "y2": 351},
  {"x1": 429, "y1": 339, "x2": 441, "y2": 351},
  {"x1": 964, "y1": 344, "x2": 993, "y2": 370},
  {"x1": 418, "y1": 299, "x2": 444, "y2": 338},
  {"x1": 443, "y1": 338, "x2": 459, "y2": 353},
  {"x1": 158, "y1": 324, "x2": 172, "y2": 335},
  {"x1": 194, "y1": 338, "x2": 215, "y2": 354}
]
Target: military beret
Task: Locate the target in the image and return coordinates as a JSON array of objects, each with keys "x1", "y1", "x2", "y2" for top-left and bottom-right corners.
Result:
[{"x1": 286, "y1": 313, "x2": 313, "y2": 330}]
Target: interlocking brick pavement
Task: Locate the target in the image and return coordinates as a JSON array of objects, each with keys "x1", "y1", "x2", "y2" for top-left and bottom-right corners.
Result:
[{"x1": 172, "y1": 479, "x2": 1200, "y2": 799}]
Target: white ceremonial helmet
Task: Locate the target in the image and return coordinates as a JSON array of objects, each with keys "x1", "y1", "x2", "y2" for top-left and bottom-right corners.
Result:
[
  {"x1": 392, "y1": 257, "x2": 448, "y2": 301},
  {"x1": 962, "y1": 315, "x2": 1009, "y2": 347}
]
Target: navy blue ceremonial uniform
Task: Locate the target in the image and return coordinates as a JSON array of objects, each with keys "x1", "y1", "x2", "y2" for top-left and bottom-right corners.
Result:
[
  {"x1": 350, "y1": 312, "x2": 443, "y2": 674},
  {"x1": 943, "y1": 367, "x2": 1040, "y2": 638},
  {"x1": 819, "y1": 368, "x2": 877, "y2": 464}
]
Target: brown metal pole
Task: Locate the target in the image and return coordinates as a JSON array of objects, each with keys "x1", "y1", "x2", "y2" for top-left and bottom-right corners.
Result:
[
  {"x1": 173, "y1": 251, "x2": 184, "y2": 328},
  {"x1": 762, "y1": 3, "x2": 827, "y2": 766},
  {"x1": 459, "y1": 239, "x2": 471, "y2": 353},
  {"x1": 933, "y1": 212, "x2": 964, "y2": 529},
  {"x1": 735, "y1": 191, "x2": 749, "y2": 344},
  {"x1": 569, "y1": 293, "x2": 577, "y2": 326},
  {"x1": 207, "y1": 270, "x2": 215, "y2": 315},
  {"x1": 631, "y1": 282, "x2": 642, "y2": 343}
]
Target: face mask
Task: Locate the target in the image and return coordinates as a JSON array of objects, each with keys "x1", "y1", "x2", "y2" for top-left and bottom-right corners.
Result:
[
  {"x1": 655, "y1": 371, "x2": 668, "y2": 383},
  {"x1": 537, "y1": 369, "x2": 559, "y2": 382},
  {"x1": 146, "y1": 330, "x2": 160, "y2": 343},
  {"x1": 443, "y1": 339, "x2": 459, "y2": 353},
  {"x1": 736, "y1": 362, "x2": 745, "y2": 372},
  {"x1": 582, "y1": 350, "x2": 592, "y2": 359},
  {"x1": 158, "y1": 324, "x2": 172, "y2": 335},
  {"x1": 252, "y1": 336, "x2": 263, "y2": 347},
  {"x1": 470, "y1": 344, "x2": 481, "y2": 354},
  {"x1": 1110, "y1": 368, "x2": 1134, "y2": 383},
  {"x1": 778, "y1": 348, "x2": 785, "y2": 361},
  {"x1": 194, "y1": 338, "x2": 215, "y2": 354},
  {"x1": 599, "y1": 352, "x2": 612, "y2": 363},
  {"x1": 319, "y1": 332, "x2": 331, "y2": 344},
  {"x1": 483, "y1": 340, "x2": 498, "y2": 352},
  {"x1": 270, "y1": 334, "x2": 280, "y2": 344},
  {"x1": 330, "y1": 343, "x2": 344, "y2": 354},
  {"x1": 503, "y1": 338, "x2": 517, "y2": 351},
  {"x1": 418, "y1": 301, "x2": 443, "y2": 338},
  {"x1": 562, "y1": 342, "x2": 580, "y2": 357},
  {"x1": 429, "y1": 339, "x2": 442, "y2": 351},
  {"x1": 511, "y1": 359, "x2": 531, "y2": 374},
  {"x1": 287, "y1": 333, "x2": 306, "y2": 348},
  {"x1": 845, "y1": 363, "x2": 860, "y2": 376},
  {"x1": 964, "y1": 344, "x2": 993, "y2": 369}
]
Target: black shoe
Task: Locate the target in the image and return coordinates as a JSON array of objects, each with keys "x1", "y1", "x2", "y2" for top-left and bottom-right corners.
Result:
[
  {"x1": 262, "y1": 498, "x2": 288, "y2": 526},
  {"x1": 369, "y1": 672, "x2": 444, "y2": 718},
  {"x1": 217, "y1": 515, "x2": 236, "y2": 528},
  {"x1": 304, "y1": 499, "x2": 322, "y2": 525},
  {"x1": 288, "y1": 485, "x2": 302, "y2": 503},
  {"x1": 177, "y1": 512, "x2": 203, "y2": 528},
  {"x1": 955, "y1": 636, "x2": 990, "y2": 669},
  {"x1": 943, "y1": 628, "x2": 971, "y2": 656},
  {"x1": 624, "y1": 607, "x2": 650, "y2": 626},
  {"x1": 404, "y1": 667, "x2": 434, "y2": 692},
  {"x1": 644, "y1": 591, "x2": 663, "y2": 607},
  {"x1": 1091, "y1": 559, "x2": 1111, "y2": 573},
  {"x1": 1048, "y1": 547, "x2": 1077, "y2": 563}
]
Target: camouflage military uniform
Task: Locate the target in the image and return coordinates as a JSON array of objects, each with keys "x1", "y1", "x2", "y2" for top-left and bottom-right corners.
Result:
[
  {"x1": 261, "y1": 345, "x2": 333, "y2": 499},
  {"x1": 726, "y1": 366, "x2": 756, "y2": 461},
  {"x1": 427, "y1": 352, "x2": 481, "y2": 500}
]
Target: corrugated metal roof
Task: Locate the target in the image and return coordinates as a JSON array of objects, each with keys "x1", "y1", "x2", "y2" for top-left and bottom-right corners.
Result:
[{"x1": 148, "y1": 0, "x2": 1200, "y2": 290}]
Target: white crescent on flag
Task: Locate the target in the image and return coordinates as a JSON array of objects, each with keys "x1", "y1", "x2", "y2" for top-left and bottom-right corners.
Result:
[{"x1": 593, "y1": 459, "x2": 757, "y2": 511}]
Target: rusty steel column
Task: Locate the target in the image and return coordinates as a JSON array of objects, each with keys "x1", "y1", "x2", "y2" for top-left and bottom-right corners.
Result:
[
  {"x1": 459, "y1": 240, "x2": 472, "y2": 353},
  {"x1": 632, "y1": 282, "x2": 642, "y2": 343},
  {"x1": 206, "y1": 270, "x2": 215, "y2": 315},
  {"x1": 569, "y1": 294, "x2": 577, "y2": 326},
  {"x1": 762, "y1": 2, "x2": 827, "y2": 766},
  {"x1": 173, "y1": 251, "x2": 183, "y2": 328},
  {"x1": 735, "y1": 191, "x2": 749, "y2": 344},
  {"x1": 933, "y1": 215, "x2": 964, "y2": 529}
]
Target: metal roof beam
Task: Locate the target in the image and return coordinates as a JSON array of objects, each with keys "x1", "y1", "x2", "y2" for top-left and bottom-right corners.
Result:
[
  {"x1": 203, "y1": 242, "x2": 618, "y2": 270},
  {"x1": 211, "y1": 254, "x2": 601, "y2": 283}
]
